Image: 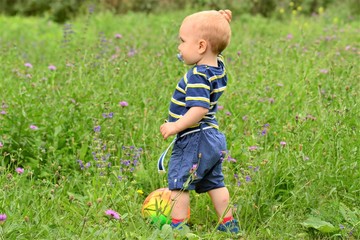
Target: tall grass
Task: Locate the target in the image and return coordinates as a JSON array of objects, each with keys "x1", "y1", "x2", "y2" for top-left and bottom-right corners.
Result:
[{"x1": 0, "y1": 5, "x2": 359, "y2": 239}]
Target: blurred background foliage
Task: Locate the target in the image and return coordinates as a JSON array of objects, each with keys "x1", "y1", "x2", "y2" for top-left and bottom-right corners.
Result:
[{"x1": 0, "y1": 0, "x2": 359, "y2": 23}]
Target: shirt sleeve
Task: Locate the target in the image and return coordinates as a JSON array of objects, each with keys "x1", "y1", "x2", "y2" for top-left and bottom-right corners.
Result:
[{"x1": 185, "y1": 73, "x2": 211, "y2": 109}]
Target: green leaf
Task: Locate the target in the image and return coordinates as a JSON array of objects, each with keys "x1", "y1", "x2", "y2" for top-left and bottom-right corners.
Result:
[
  {"x1": 54, "y1": 125, "x2": 62, "y2": 137},
  {"x1": 301, "y1": 216, "x2": 338, "y2": 233},
  {"x1": 186, "y1": 233, "x2": 201, "y2": 239},
  {"x1": 339, "y1": 202, "x2": 359, "y2": 225}
]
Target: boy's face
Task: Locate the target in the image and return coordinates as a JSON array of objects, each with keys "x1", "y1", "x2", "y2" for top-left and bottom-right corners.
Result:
[{"x1": 178, "y1": 20, "x2": 202, "y2": 65}]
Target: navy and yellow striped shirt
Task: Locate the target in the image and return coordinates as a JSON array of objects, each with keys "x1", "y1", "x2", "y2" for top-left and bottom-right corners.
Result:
[{"x1": 168, "y1": 57, "x2": 227, "y2": 133}]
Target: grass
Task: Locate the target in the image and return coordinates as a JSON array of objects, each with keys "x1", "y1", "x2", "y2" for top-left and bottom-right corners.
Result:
[{"x1": 0, "y1": 5, "x2": 359, "y2": 240}]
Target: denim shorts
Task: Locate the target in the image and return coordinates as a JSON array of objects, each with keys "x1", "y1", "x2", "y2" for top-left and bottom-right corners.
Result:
[{"x1": 167, "y1": 128, "x2": 227, "y2": 193}]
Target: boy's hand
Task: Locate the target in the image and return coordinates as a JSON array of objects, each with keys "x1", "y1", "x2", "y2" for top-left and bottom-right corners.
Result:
[{"x1": 160, "y1": 122, "x2": 181, "y2": 140}]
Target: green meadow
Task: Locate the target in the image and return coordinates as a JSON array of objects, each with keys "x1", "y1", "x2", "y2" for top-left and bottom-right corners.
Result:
[{"x1": 0, "y1": 4, "x2": 359, "y2": 240}]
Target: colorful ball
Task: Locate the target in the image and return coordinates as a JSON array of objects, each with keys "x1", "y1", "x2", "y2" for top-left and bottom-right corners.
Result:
[
  {"x1": 141, "y1": 188, "x2": 173, "y2": 226},
  {"x1": 141, "y1": 188, "x2": 190, "y2": 227}
]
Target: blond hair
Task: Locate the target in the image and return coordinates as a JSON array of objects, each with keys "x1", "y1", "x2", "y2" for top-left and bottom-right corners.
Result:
[{"x1": 183, "y1": 10, "x2": 232, "y2": 54}]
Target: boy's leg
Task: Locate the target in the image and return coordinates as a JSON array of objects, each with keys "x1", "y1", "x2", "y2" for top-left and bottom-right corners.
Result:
[
  {"x1": 208, "y1": 187, "x2": 240, "y2": 233},
  {"x1": 208, "y1": 187, "x2": 232, "y2": 220},
  {"x1": 171, "y1": 190, "x2": 190, "y2": 222}
]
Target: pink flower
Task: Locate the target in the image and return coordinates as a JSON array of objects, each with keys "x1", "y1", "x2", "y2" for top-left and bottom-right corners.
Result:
[
  {"x1": 320, "y1": 69, "x2": 329, "y2": 74},
  {"x1": 287, "y1": 34, "x2": 293, "y2": 40},
  {"x1": 24, "y1": 63, "x2": 33, "y2": 68},
  {"x1": 48, "y1": 65, "x2": 56, "y2": 71},
  {"x1": 280, "y1": 141, "x2": 287, "y2": 147},
  {"x1": 30, "y1": 125, "x2": 38, "y2": 130},
  {"x1": 189, "y1": 164, "x2": 198, "y2": 173},
  {"x1": 217, "y1": 105, "x2": 224, "y2": 110},
  {"x1": 115, "y1": 33, "x2": 123, "y2": 39},
  {"x1": 249, "y1": 146, "x2": 258, "y2": 151},
  {"x1": 119, "y1": 101, "x2": 128, "y2": 107},
  {"x1": 0, "y1": 110, "x2": 6, "y2": 115},
  {"x1": 0, "y1": 142, "x2": 3, "y2": 148},
  {"x1": 16, "y1": 168, "x2": 24, "y2": 174},
  {"x1": 0, "y1": 214, "x2": 6, "y2": 222},
  {"x1": 105, "y1": 209, "x2": 120, "y2": 220}
]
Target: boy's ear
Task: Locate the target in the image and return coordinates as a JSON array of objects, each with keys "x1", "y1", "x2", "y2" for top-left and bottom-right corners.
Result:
[{"x1": 198, "y1": 39, "x2": 207, "y2": 54}]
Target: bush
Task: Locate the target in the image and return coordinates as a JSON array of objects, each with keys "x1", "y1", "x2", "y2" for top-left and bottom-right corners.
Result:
[{"x1": 1, "y1": 0, "x2": 358, "y2": 23}]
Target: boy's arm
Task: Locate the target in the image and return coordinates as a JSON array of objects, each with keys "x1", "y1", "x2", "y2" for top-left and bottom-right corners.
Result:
[{"x1": 160, "y1": 106, "x2": 208, "y2": 140}]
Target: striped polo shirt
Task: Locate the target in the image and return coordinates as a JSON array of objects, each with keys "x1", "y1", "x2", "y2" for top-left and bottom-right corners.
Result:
[{"x1": 168, "y1": 57, "x2": 227, "y2": 134}]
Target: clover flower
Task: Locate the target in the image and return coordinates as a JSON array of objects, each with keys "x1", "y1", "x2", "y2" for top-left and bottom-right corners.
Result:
[
  {"x1": 249, "y1": 146, "x2": 258, "y2": 151},
  {"x1": 48, "y1": 65, "x2": 57, "y2": 71},
  {"x1": 105, "y1": 209, "x2": 120, "y2": 220},
  {"x1": 0, "y1": 214, "x2": 6, "y2": 223},
  {"x1": 320, "y1": 69, "x2": 329, "y2": 74},
  {"x1": 24, "y1": 63, "x2": 33, "y2": 68},
  {"x1": 30, "y1": 125, "x2": 39, "y2": 130},
  {"x1": 16, "y1": 168, "x2": 24, "y2": 174},
  {"x1": 115, "y1": 33, "x2": 123, "y2": 39},
  {"x1": 119, "y1": 101, "x2": 128, "y2": 107},
  {"x1": 280, "y1": 141, "x2": 287, "y2": 147}
]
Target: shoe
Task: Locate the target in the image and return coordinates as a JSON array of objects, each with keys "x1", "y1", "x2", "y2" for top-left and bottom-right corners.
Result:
[
  {"x1": 170, "y1": 221, "x2": 187, "y2": 230},
  {"x1": 217, "y1": 219, "x2": 240, "y2": 233}
]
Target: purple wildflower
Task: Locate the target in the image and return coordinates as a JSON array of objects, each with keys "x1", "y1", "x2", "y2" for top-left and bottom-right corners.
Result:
[
  {"x1": 30, "y1": 125, "x2": 38, "y2": 130},
  {"x1": 119, "y1": 101, "x2": 128, "y2": 107},
  {"x1": 225, "y1": 111, "x2": 231, "y2": 116},
  {"x1": 320, "y1": 69, "x2": 329, "y2": 74},
  {"x1": 48, "y1": 65, "x2": 57, "y2": 71},
  {"x1": 94, "y1": 125, "x2": 101, "y2": 132},
  {"x1": 0, "y1": 142, "x2": 3, "y2": 148},
  {"x1": 226, "y1": 155, "x2": 237, "y2": 162},
  {"x1": 24, "y1": 63, "x2": 33, "y2": 68},
  {"x1": 0, "y1": 110, "x2": 6, "y2": 115},
  {"x1": 249, "y1": 146, "x2": 258, "y2": 151},
  {"x1": 189, "y1": 164, "x2": 198, "y2": 173},
  {"x1": 217, "y1": 105, "x2": 224, "y2": 110},
  {"x1": 234, "y1": 174, "x2": 241, "y2": 186},
  {"x1": 102, "y1": 112, "x2": 114, "y2": 118},
  {"x1": 127, "y1": 48, "x2": 137, "y2": 57},
  {"x1": 280, "y1": 141, "x2": 287, "y2": 147},
  {"x1": 77, "y1": 160, "x2": 84, "y2": 169},
  {"x1": 115, "y1": 33, "x2": 123, "y2": 39},
  {"x1": 287, "y1": 34, "x2": 293, "y2": 40},
  {"x1": 105, "y1": 209, "x2": 120, "y2": 220},
  {"x1": 245, "y1": 175, "x2": 251, "y2": 182},
  {"x1": 16, "y1": 168, "x2": 24, "y2": 174},
  {"x1": 242, "y1": 115, "x2": 248, "y2": 121},
  {"x1": 0, "y1": 214, "x2": 6, "y2": 222}
]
